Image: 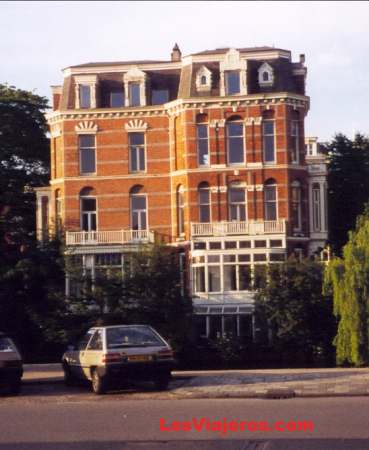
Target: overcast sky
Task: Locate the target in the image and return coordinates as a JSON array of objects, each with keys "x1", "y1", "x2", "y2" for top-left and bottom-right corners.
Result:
[{"x1": 1, "y1": 1, "x2": 368, "y2": 141}]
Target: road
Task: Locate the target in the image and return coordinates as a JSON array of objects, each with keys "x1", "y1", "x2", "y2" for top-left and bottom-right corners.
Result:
[{"x1": 2, "y1": 384, "x2": 369, "y2": 449}]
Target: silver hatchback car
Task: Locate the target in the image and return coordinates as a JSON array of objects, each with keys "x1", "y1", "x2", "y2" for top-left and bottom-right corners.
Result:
[{"x1": 62, "y1": 325, "x2": 175, "y2": 394}]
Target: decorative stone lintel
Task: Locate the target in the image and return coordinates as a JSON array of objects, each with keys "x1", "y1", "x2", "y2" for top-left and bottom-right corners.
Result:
[{"x1": 124, "y1": 119, "x2": 149, "y2": 132}]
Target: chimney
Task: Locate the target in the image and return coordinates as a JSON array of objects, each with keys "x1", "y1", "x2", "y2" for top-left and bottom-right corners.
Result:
[
  {"x1": 171, "y1": 43, "x2": 182, "y2": 62},
  {"x1": 299, "y1": 54, "x2": 305, "y2": 65}
]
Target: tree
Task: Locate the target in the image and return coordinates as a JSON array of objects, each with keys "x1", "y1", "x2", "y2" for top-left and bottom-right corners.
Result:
[
  {"x1": 0, "y1": 83, "x2": 49, "y2": 252},
  {"x1": 327, "y1": 133, "x2": 369, "y2": 255},
  {"x1": 66, "y1": 244, "x2": 193, "y2": 351},
  {"x1": 256, "y1": 258, "x2": 336, "y2": 365},
  {"x1": 324, "y1": 208, "x2": 369, "y2": 366}
]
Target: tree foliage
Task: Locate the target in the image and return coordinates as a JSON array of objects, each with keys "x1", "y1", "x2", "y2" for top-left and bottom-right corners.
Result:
[
  {"x1": 67, "y1": 244, "x2": 193, "y2": 351},
  {"x1": 256, "y1": 258, "x2": 336, "y2": 364},
  {"x1": 327, "y1": 133, "x2": 369, "y2": 255},
  {"x1": 324, "y1": 208, "x2": 369, "y2": 366}
]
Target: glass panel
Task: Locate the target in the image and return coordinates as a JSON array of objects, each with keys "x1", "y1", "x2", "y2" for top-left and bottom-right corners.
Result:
[
  {"x1": 129, "y1": 83, "x2": 140, "y2": 106},
  {"x1": 90, "y1": 213, "x2": 97, "y2": 231},
  {"x1": 224, "y1": 315, "x2": 237, "y2": 337},
  {"x1": 106, "y1": 326, "x2": 164, "y2": 349},
  {"x1": 131, "y1": 195, "x2": 146, "y2": 209},
  {"x1": 254, "y1": 265, "x2": 267, "y2": 289},
  {"x1": 254, "y1": 254, "x2": 267, "y2": 262},
  {"x1": 238, "y1": 254, "x2": 250, "y2": 262},
  {"x1": 239, "y1": 265, "x2": 252, "y2": 290},
  {"x1": 229, "y1": 188, "x2": 245, "y2": 203},
  {"x1": 82, "y1": 214, "x2": 89, "y2": 231},
  {"x1": 151, "y1": 90, "x2": 169, "y2": 105},
  {"x1": 87, "y1": 330, "x2": 103, "y2": 350},
  {"x1": 270, "y1": 253, "x2": 286, "y2": 262},
  {"x1": 225, "y1": 241, "x2": 237, "y2": 249},
  {"x1": 194, "y1": 266, "x2": 205, "y2": 292},
  {"x1": 81, "y1": 198, "x2": 96, "y2": 212},
  {"x1": 228, "y1": 137, "x2": 244, "y2": 164},
  {"x1": 226, "y1": 71, "x2": 240, "y2": 95},
  {"x1": 239, "y1": 315, "x2": 253, "y2": 340},
  {"x1": 199, "y1": 205, "x2": 210, "y2": 223},
  {"x1": 194, "y1": 242, "x2": 206, "y2": 250},
  {"x1": 208, "y1": 255, "x2": 220, "y2": 263},
  {"x1": 239, "y1": 241, "x2": 251, "y2": 248},
  {"x1": 223, "y1": 254, "x2": 236, "y2": 262},
  {"x1": 79, "y1": 135, "x2": 95, "y2": 148},
  {"x1": 209, "y1": 242, "x2": 222, "y2": 250},
  {"x1": 80, "y1": 85, "x2": 91, "y2": 108},
  {"x1": 80, "y1": 148, "x2": 96, "y2": 173},
  {"x1": 270, "y1": 239, "x2": 283, "y2": 248},
  {"x1": 209, "y1": 315, "x2": 222, "y2": 339},
  {"x1": 223, "y1": 265, "x2": 237, "y2": 291},
  {"x1": 139, "y1": 147, "x2": 145, "y2": 171},
  {"x1": 208, "y1": 266, "x2": 221, "y2": 292},
  {"x1": 129, "y1": 133, "x2": 145, "y2": 146},
  {"x1": 255, "y1": 240, "x2": 267, "y2": 248},
  {"x1": 263, "y1": 121, "x2": 275, "y2": 162},
  {"x1": 130, "y1": 148, "x2": 138, "y2": 172},
  {"x1": 110, "y1": 91, "x2": 124, "y2": 107}
]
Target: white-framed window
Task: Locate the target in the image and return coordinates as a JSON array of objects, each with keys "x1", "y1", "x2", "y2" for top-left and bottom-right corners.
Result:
[
  {"x1": 264, "y1": 181, "x2": 277, "y2": 221},
  {"x1": 263, "y1": 120, "x2": 275, "y2": 163},
  {"x1": 129, "y1": 132, "x2": 145, "y2": 172},
  {"x1": 226, "y1": 121, "x2": 244, "y2": 165},
  {"x1": 229, "y1": 187, "x2": 246, "y2": 221},
  {"x1": 291, "y1": 181, "x2": 302, "y2": 232},
  {"x1": 130, "y1": 194, "x2": 147, "y2": 230},
  {"x1": 129, "y1": 83, "x2": 141, "y2": 107},
  {"x1": 291, "y1": 120, "x2": 299, "y2": 163},
  {"x1": 312, "y1": 183, "x2": 321, "y2": 231},
  {"x1": 79, "y1": 85, "x2": 91, "y2": 109},
  {"x1": 198, "y1": 183, "x2": 211, "y2": 223},
  {"x1": 55, "y1": 189, "x2": 62, "y2": 235},
  {"x1": 258, "y1": 62, "x2": 274, "y2": 88},
  {"x1": 177, "y1": 185, "x2": 185, "y2": 236},
  {"x1": 197, "y1": 124, "x2": 209, "y2": 166},
  {"x1": 81, "y1": 197, "x2": 97, "y2": 232},
  {"x1": 79, "y1": 135, "x2": 96, "y2": 174},
  {"x1": 110, "y1": 90, "x2": 124, "y2": 108},
  {"x1": 225, "y1": 71, "x2": 240, "y2": 95}
]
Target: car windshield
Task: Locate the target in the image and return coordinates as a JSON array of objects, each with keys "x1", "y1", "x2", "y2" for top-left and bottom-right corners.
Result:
[
  {"x1": 0, "y1": 337, "x2": 15, "y2": 352},
  {"x1": 106, "y1": 326, "x2": 164, "y2": 349}
]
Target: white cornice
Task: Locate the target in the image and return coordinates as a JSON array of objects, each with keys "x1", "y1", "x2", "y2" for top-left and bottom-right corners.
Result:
[{"x1": 46, "y1": 92, "x2": 310, "y2": 124}]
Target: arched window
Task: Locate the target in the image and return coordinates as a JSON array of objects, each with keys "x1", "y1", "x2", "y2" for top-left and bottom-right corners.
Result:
[
  {"x1": 262, "y1": 110, "x2": 275, "y2": 163},
  {"x1": 55, "y1": 189, "x2": 62, "y2": 234},
  {"x1": 264, "y1": 179, "x2": 277, "y2": 221},
  {"x1": 263, "y1": 71, "x2": 269, "y2": 82},
  {"x1": 291, "y1": 181, "x2": 302, "y2": 231},
  {"x1": 201, "y1": 75, "x2": 207, "y2": 85},
  {"x1": 312, "y1": 183, "x2": 321, "y2": 231},
  {"x1": 226, "y1": 116, "x2": 244, "y2": 165},
  {"x1": 80, "y1": 187, "x2": 97, "y2": 232},
  {"x1": 228, "y1": 184, "x2": 246, "y2": 221},
  {"x1": 130, "y1": 185, "x2": 147, "y2": 231},
  {"x1": 198, "y1": 182, "x2": 211, "y2": 223},
  {"x1": 291, "y1": 110, "x2": 300, "y2": 163},
  {"x1": 177, "y1": 185, "x2": 185, "y2": 235},
  {"x1": 196, "y1": 114, "x2": 209, "y2": 166}
]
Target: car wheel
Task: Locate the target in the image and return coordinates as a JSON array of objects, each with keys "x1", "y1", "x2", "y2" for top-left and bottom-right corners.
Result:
[
  {"x1": 63, "y1": 362, "x2": 77, "y2": 387},
  {"x1": 9, "y1": 379, "x2": 21, "y2": 396},
  {"x1": 154, "y1": 374, "x2": 170, "y2": 391},
  {"x1": 91, "y1": 369, "x2": 107, "y2": 395}
]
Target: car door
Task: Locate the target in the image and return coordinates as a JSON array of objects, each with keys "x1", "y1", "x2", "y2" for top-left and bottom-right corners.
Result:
[
  {"x1": 69, "y1": 329, "x2": 95, "y2": 379},
  {"x1": 82, "y1": 329, "x2": 103, "y2": 380}
]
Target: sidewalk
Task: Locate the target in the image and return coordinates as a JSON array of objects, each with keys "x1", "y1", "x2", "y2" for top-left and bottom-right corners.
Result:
[{"x1": 22, "y1": 364, "x2": 369, "y2": 398}]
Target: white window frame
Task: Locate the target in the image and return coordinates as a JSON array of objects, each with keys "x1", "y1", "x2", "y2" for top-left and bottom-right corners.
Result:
[
  {"x1": 312, "y1": 183, "x2": 321, "y2": 231},
  {"x1": 177, "y1": 186, "x2": 185, "y2": 236},
  {"x1": 262, "y1": 119, "x2": 276, "y2": 164},
  {"x1": 291, "y1": 120, "x2": 299, "y2": 164},
  {"x1": 80, "y1": 196, "x2": 98, "y2": 232},
  {"x1": 198, "y1": 184, "x2": 211, "y2": 223},
  {"x1": 129, "y1": 132, "x2": 146, "y2": 173},
  {"x1": 79, "y1": 135, "x2": 96, "y2": 175},
  {"x1": 228, "y1": 187, "x2": 247, "y2": 222},
  {"x1": 264, "y1": 183, "x2": 278, "y2": 221},
  {"x1": 197, "y1": 124, "x2": 210, "y2": 167},
  {"x1": 226, "y1": 121, "x2": 245, "y2": 165},
  {"x1": 291, "y1": 181, "x2": 302, "y2": 232},
  {"x1": 130, "y1": 193, "x2": 148, "y2": 231}
]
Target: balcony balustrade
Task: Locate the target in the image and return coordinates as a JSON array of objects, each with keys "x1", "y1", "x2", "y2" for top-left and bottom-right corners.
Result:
[
  {"x1": 66, "y1": 229, "x2": 155, "y2": 246},
  {"x1": 191, "y1": 219, "x2": 286, "y2": 237}
]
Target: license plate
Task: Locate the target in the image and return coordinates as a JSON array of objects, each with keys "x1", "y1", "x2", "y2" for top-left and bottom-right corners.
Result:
[{"x1": 128, "y1": 355, "x2": 151, "y2": 362}]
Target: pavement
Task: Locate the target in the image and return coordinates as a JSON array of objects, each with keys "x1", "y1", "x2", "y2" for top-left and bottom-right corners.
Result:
[{"x1": 22, "y1": 364, "x2": 369, "y2": 399}]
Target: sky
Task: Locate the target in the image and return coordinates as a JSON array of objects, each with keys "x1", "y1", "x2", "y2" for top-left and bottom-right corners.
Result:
[{"x1": 1, "y1": 1, "x2": 368, "y2": 141}]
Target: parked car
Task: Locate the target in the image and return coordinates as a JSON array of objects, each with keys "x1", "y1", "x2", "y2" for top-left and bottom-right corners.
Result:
[
  {"x1": 0, "y1": 332, "x2": 23, "y2": 395},
  {"x1": 62, "y1": 325, "x2": 175, "y2": 394}
]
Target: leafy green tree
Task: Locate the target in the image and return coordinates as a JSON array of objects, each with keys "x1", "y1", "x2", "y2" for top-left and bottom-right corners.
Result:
[
  {"x1": 324, "y1": 208, "x2": 369, "y2": 366},
  {"x1": 327, "y1": 133, "x2": 369, "y2": 255},
  {"x1": 256, "y1": 258, "x2": 336, "y2": 364},
  {"x1": 0, "y1": 83, "x2": 49, "y2": 251},
  {"x1": 66, "y1": 244, "x2": 193, "y2": 351}
]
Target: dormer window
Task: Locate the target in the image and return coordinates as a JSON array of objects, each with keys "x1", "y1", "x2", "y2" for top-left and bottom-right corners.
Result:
[
  {"x1": 195, "y1": 66, "x2": 212, "y2": 92},
  {"x1": 225, "y1": 71, "x2": 240, "y2": 95},
  {"x1": 129, "y1": 83, "x2": 141, "y2": 107},
  {"x1": 258, "y1": 62, "x2": 274, "y2": 87},
  {"x1": 80, "y1": 85, "x2": 91, "y2": 108}
]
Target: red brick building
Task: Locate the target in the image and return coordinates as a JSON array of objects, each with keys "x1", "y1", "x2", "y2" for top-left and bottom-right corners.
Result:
[{"x1": 36, "y1": 45, "x2": 328, "y2": 339}]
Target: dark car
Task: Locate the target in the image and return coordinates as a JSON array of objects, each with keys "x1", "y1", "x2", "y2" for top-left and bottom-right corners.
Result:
[
  {"x1": 0, "y1": 332, "x2": 23, "y2": 395},
  {"x1": 62, "y1": 325, "x2": 175, "y2": 394}
]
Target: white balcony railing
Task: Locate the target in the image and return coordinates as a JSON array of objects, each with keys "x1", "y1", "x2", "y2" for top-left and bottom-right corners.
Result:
[
  {"x1": 66, "y1": 229, "x2": 155, "y2": 246},
  {"x1": 191, "y1": 219, "x2": 286, "y2": 237}
]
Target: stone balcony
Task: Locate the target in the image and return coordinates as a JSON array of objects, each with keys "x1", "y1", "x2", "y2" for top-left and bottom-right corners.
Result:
[
  {"x1": 190, "y1": 219, "x2": 286, "y2": 237},
  {"x1": 65, "y1": 229, "x2": 155, "y2": 246}
]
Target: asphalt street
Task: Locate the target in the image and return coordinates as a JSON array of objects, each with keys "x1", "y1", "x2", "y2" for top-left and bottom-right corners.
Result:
[{"x1": 2, "y1": 385, "x2": 369, "y2": 449}]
